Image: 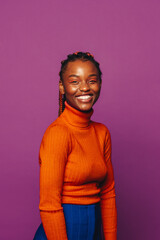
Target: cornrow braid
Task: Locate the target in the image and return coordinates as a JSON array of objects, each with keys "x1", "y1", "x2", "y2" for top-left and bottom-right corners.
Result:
[
  {"x1": 58, "y1": 51, "x2": 102, "y2": 116},
  {"x1": 58, "y1": 91, "x2": 66, "y2": 116}
]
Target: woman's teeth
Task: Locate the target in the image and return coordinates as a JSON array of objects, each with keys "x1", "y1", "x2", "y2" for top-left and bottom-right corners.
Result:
[{"x1": 76, "y1": 95, "x2": 92, "y2": 100}]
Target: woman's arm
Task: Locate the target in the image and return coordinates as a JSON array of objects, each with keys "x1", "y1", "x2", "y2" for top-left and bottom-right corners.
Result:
[
  {"x1": 100, "y1": 130, "x2": 117, "y2": 240},
  {"x1": 39, "y1": 124, "x2": 70, "y2": 240}
]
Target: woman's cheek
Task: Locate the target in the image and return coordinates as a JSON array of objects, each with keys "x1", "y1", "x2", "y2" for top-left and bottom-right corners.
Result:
[{"x1": 67, "y1": 86, "x2": 78, "y2": 93}]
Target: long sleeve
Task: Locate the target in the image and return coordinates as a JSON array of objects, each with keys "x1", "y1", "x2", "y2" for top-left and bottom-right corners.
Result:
[
  {"x1": 39, "y1": 124, "x2": 71, "y2": 240},
  {"x1": 100, "y1": 130, "x2": 117, "y2": 240}
]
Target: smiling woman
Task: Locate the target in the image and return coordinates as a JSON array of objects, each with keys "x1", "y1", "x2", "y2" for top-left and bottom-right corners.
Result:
[
  {"x1": 59, "y1": 59, "x2": 101, "y2": 112},
  {"x1": 34, "y1": 52, "x2": 117, "y2": 240}
]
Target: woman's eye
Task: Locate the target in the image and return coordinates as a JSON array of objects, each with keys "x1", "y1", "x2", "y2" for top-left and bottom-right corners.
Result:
[
  {"x1": 69, "y1": 80, "x2": 79, "y2": 84},
  {"x1": 89, "y1": 79, "x2": 97, "y2": 84}
]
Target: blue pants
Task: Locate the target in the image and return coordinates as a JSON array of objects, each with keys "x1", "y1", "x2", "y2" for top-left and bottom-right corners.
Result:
[{"x1": 34, "y1": 202, "x2": 103, "y2": 240}]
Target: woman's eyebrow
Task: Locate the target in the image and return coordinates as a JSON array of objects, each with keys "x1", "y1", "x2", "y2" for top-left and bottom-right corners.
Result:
[
  {"x1": 88, "y1": 74, "x2": 98, "y2": 77},
  {"x1": 68, "y1": 74, "x2": 98, "y2": 78},
  {"x1": 68, "y1": 74, "x2": 79, "y2": 78}
]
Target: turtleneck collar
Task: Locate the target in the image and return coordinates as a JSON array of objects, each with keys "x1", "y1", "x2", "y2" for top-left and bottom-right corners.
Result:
[{"x1": 61, "y1": 101, "x2": 93, "y2": 128}]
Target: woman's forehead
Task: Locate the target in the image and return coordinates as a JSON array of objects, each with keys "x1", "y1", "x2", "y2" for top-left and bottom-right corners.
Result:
[{"x1": 64, "y1": 60, "x2": 98, "y2": 75}]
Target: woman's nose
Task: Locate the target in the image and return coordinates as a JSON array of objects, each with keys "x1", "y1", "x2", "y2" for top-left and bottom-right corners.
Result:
[{"x1": 79, "y1": 81, "x2": 90, "y2": 91}]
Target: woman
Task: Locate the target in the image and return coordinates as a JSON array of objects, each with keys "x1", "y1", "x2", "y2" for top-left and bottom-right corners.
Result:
[{"x1": 34, "y1": 52, "x2": 117, "y2": 240}]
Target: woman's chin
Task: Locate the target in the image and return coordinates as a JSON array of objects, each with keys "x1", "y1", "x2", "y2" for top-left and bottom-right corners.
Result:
[
  {"x1": 76, "y1": 103, "x2": 93, "y2": 112},
  {"x1": 66, "y1": 100, "x2": 94, "y2": 112}
]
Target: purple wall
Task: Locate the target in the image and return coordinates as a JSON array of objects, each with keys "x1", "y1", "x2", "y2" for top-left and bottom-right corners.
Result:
[{"x1": 0, "y1": 0, "x2": 160, "y2": 239}]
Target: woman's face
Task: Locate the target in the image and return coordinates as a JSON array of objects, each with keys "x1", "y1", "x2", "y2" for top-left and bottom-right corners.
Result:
[{"x1": 59, "y1": 60, "x2": 101, "y2": 112}]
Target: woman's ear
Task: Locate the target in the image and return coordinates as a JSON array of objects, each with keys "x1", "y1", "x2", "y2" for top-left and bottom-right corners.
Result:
[{"x1": 59, "y1": 80, "x2": 65, "y2": 94}]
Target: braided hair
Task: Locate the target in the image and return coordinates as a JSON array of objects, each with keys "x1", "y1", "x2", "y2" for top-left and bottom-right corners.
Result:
[{"x1": 58, "y1": 52, "x2": 102, "y2": 116}]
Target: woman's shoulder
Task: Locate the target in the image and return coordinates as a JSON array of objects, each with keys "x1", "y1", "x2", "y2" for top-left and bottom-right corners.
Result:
[
  {"x1": 91, "y1": 121, "x2": 111, "y2": 145},
  {"x1": 42, "y1": 117, "x2": 70, "y2": 140},
  {"x1": 91, "y1": 121, "x2": 110, "y2": 134}
]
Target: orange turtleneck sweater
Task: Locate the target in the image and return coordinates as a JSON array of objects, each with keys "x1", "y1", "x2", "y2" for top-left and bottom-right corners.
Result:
[{"x1": 39, "y1": 102, "x2": 117, "y2": 240}]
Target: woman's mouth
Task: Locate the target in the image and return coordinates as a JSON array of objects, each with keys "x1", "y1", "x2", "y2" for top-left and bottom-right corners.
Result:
[{"x1": 76, "y1": 95, "x2": 93, "y2": 102}]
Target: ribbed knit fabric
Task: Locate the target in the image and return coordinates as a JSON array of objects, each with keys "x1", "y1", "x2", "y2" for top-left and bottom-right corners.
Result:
[{"x1": 39, "y1": 102, "x2": 117, "y2": 240}]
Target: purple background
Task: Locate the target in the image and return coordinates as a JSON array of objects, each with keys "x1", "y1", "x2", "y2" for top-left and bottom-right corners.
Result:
[{"x1": 0, "y1": 0, "x2": 160, "y2": 239}]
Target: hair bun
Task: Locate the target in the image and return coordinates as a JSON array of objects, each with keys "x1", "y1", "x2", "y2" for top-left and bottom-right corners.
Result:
[
  {"x1": 85, "y1": 52, "x2": 94, "y2": 58},
  {"x1": 73, "y1": 51, "x2": 94, "y2": 58}
]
